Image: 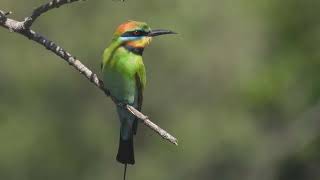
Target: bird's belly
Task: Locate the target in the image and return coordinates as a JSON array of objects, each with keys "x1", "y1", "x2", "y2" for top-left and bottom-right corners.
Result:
[{"x1": 103, "y1": 70, "x2": 136, "y2": 104}]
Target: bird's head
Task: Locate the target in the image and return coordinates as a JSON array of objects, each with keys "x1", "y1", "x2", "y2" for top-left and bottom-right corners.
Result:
[{"x1": 113, "y1": 21, "x2": 176, "y2": 49}]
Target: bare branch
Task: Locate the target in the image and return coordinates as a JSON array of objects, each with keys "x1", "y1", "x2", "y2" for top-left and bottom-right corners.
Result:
[
  {"x1": 0, "y1": 0, "x2": 178, "y2": 145},
  {"x1": 127, "y1": 105, "x2": 178, "y2": 145},
  {"x1": 24, "y1": 0, "x2": 84, "y2": 29}
]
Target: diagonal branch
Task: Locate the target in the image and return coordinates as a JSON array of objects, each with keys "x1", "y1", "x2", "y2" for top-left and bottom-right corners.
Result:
[{"x1": 0, "y1": 0, "x2": 178, "y2": 145}]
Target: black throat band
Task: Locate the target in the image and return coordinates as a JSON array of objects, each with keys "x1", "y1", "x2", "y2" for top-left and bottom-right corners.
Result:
[{"x1": 123, "y1": 45, "x2": 144, "y2": 56}]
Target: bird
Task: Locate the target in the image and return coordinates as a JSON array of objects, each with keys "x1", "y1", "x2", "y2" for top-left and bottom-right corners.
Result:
[{"x1": 101, "y1": 21, "x2": 176, "y2": 179}]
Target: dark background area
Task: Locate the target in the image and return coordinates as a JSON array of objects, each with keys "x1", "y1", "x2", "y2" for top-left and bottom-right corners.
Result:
[{"x1": 0, "y1": 0, "x2": 320, "y2": 179}]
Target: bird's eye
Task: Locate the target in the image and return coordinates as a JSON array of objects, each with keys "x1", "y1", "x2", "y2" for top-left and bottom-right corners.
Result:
[{"x1": 133, "y1": 30, "x2": 140, "y2": 36}]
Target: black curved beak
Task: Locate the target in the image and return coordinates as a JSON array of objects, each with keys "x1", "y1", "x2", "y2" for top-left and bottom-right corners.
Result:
[{"x1": 148, "y1": 29, "x2": 177, "y2": 37}]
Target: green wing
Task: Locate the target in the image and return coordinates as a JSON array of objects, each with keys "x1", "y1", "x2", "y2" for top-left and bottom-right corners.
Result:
[
  {"x1": 136, "y1": 60, "x2": 146, "y2": 90},
  {"x1": 133, "y1": 60, "x2": 146, "y2": 134}
]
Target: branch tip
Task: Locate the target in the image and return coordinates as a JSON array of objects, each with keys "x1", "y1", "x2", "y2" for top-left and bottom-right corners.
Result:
[
  {"x1": 0, "y1": 10, "x2": 11, "y2": 16},
  {"x1": 4, "y1": 11, "x2": 12, "y2": 16}
]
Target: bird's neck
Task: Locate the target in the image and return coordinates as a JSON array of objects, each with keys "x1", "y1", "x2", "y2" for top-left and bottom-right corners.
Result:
[{"x1": 122, "y1": 44, "x2": 144, "y2": 56}]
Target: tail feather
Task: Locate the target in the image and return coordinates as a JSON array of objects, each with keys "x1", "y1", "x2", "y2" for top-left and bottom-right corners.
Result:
[
  {"x1": 133, "y1": 119, "x2": 138, "y2": 135},
  {"x1": 123, "y1": 164, "x2": 127, "y2": 180},
  {"x1": 117, "y1": 137, "x2": 135, "y2": 164}
]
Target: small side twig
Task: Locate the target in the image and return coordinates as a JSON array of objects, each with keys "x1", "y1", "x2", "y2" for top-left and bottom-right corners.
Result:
[
  {"x1": 0, "y1": 0, "x2": 178, "y2": 145},
  {"x1": 24, "y1": 0, "x2": 84, "y2": 29}
]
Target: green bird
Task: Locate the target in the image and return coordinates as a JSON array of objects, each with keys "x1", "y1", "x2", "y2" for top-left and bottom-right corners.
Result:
[{"x1": 101, "y1": 21, "x2": 175, "y2": 167}]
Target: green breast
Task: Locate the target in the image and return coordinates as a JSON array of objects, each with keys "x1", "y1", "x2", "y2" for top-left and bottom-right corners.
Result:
[{"x1": 102, "y1": 46, "x2": 143, "y2": 104}]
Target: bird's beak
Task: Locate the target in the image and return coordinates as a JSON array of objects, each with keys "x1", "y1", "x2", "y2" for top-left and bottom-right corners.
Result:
[{"x1": 148, "y1": 29, "x2": 177, "y2": 37}]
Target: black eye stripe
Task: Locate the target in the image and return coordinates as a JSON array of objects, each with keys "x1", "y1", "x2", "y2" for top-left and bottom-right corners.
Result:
[{"x1": 121, "y1": 30, "x2": 149, "y2": 37}]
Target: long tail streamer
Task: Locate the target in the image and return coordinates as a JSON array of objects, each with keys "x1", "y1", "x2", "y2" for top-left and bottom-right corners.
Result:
[{"x1": 123, "y1": 163, "x2": 127, "y2": 180}]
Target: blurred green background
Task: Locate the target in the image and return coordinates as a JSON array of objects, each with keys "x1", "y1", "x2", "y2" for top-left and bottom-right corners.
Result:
[{"x1": 0, "y1": 0, "x2": 320, "y2": 179}]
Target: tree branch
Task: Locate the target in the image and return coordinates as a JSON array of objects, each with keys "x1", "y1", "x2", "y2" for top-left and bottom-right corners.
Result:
[{"x1": 0, "y1": 0, "x2": 178, "y2": 145}]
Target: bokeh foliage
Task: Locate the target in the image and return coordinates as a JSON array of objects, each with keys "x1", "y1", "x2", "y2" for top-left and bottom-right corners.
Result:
[{"x1": 0, "y1": 0, "x2": 320, "y2": 179}]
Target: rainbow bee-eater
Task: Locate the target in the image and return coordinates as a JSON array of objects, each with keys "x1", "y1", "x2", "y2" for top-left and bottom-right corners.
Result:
[{"x1": 101, "y1": 21, "x2": 175, "y2": 167}]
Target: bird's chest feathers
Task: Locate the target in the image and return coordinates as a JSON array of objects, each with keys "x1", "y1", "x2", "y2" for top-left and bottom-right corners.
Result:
[
  {"x1": 108, "y1": 51, "x2": 140, "y2": 77},
  {"x1": 103, "y1": 49, "x2": 142, "y2": 103}
]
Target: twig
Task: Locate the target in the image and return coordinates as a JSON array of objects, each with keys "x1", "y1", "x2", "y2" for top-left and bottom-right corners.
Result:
[
  {"x1": 24, "y1": 0, "x2": 84, "y2": 29},
  {"x1": 0, "y1": 0, "x2": 178, "y2": 145}
]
